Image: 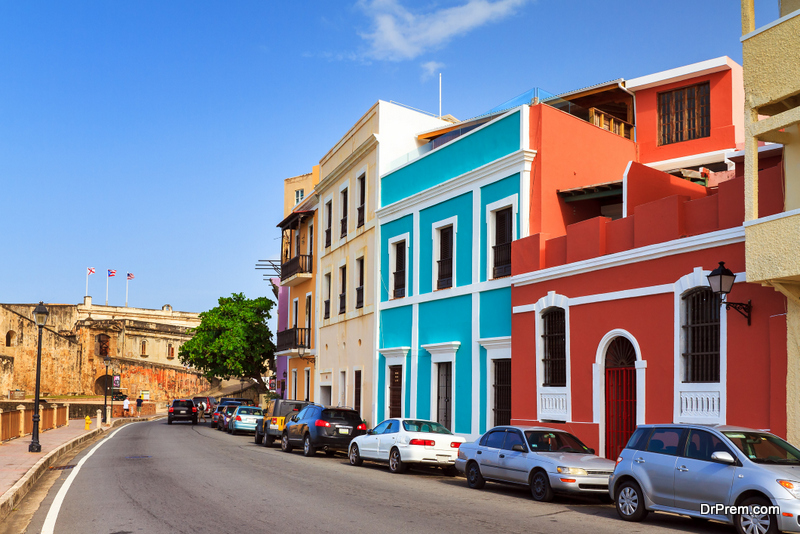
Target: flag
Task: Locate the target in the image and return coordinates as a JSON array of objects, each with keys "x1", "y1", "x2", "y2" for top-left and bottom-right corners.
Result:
[
  {"x1": 108, "y1": 270, "x2": 116, "y2": 277},
  {"x1": 87, "y1": 267, "x2": 95, "y2": 275},
  {"x1": 127, "y1": 272, "x2": 134, "y2": 280}
]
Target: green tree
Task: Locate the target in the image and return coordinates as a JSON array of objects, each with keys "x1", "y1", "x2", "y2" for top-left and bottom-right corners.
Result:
[{"x1": 179, "y1": 293, "x2": 275, "y2": 392}]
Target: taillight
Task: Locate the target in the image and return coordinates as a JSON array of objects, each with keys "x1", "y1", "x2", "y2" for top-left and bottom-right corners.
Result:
[
  {"x1": 235, "y1": 415, "x2": 242, "y2": 421},
  {"x1": 450, "y1": 442, "x2": 461, "y2": 449},
  {"x1": 409, "y1": 439, "x2": 435, "y2": 446},
  {"x1": 272, "y1": 418, "x2": 278, "y2": 425},
  {"x1": 356, "y1": 423, "x2": 366, "y2": 430},
  {"x1": 168, "y1": 407, "x2": 174, "y2": 413},
  {"x1": 192, "y1": 407, "x2": 197, "y2": 412},
  {"x1": 315, "y1": 420, "x2": 331, "y2": 427}
]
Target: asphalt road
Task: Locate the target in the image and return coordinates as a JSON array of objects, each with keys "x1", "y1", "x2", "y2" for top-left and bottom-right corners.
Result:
[{"x1": 19, "y1": 420, "x2": 733, "y2": 534}]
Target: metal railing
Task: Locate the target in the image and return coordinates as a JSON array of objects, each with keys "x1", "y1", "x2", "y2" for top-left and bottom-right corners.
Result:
[
  {"x1": 437, "y1": 259, "x2": 453, "y2": 289},
  {"x1": 276, "y1": 327, "x2": 311, "y2": 352},
  {"x1": 325, "y1": 228, "x2": 331, "y2": 248},
  {"x1": 1, "y1": 404, "x2": 69, "y2": 443},
  {"x1": 339, "y1": 293, "x2": 346, "y2": 314},
  {"x1": 356, "y1": 286, "x2": 364, "y2": 309},
  {"x1": 324, "y1": 299, "x2": 330, "y2": 319},
  {"x1": 357, "y1": 205, "x2": 365, "y2": 228},
  {"x1": 393, "y1": 271, "x2": 406, "y2": 298},
  {"x1": 280, "y1": 255, "x2": 312, "y2": 281},
  {"x1": 492, "y1": 243, "x2": 512, "y2": 278},
  {"x1": 340, "y1": 217, "x2": 348, "y2": 238}
]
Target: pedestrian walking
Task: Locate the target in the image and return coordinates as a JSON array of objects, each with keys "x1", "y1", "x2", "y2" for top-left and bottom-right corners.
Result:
[
  {"x1": 136, "y1": 395, "x2": 143, "y2": 416},
  {"x1": 122, "y1": 397, "x2": 130, "y2": 417},
  {"x1": 198, "y1": 401, "x2": 206, "y2": 423}
]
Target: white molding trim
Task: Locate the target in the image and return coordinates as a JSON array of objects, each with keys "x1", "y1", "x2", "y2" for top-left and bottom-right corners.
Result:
[
  {"x1": 380, "y1": 275, "x2": 512, "y2": 311},
  {"x1": 622, "y1": 161, "x2": 632, "y2": 217},
  {"x1": 512, "y1": 226, "x2": 745, "y2": 288},
  {"x1": 592, "y1": 329, "x2": 646, "y2": 458},
  {"x1": 486, "y1": 194, "x2": 519, "y2": 281},
  {"x1": 645, "y1": 149, "x2": 735, "y2": 173},
  {"x1": 479, "y1": 336, "x2": 511, "y2": 430},
  {"x1": 388, "y1": 232, "x2": 410, "y2": 300},
  {"x1": 421, "y1": 341, "x2": 461, "y2": 361},
  {"x1": 412, "y1": 211, "x2": 420, "y2": 297},
  {"x1": 382, "y1": 350, "x2": 407, "y2": 420},
  {"x1": 378, "y1": 347, "x2": 410, "y2": 362},
  {"x1": 743, "y1": 207, "x2": 800, "y2": 227},
  {"x1": 534, "y1": 292, "x2": 572, "y2": 423},
  {"x1": 432, "y1": 216, "x2": 458, "y2": 292},
  {"x1": 626, "y1": 56, "x2": 733, "y2": 91},
  {"x1": 411, "y1": 303, "x2": 419, "y2": 418}
]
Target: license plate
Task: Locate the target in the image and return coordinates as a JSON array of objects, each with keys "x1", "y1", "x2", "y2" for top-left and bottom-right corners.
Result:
[
  {"x1": 178, "y1": 410, "x2": 186, "y2": 414},
  {"x1": 338, "y1": 428, "x2": 350, "y2": 435}
]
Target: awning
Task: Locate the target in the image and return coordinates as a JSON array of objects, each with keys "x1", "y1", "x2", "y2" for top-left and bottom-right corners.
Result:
[
  {"x1": 557, "y1": 181, "x2": 623, "y2": 202},
  {"x1": 276, "y1": 210, "x2": 313, "y2": 230}
]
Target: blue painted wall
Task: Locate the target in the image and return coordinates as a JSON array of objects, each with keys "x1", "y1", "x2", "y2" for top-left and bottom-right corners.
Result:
[
  {"x1": 479, "y1": 174, "x2": 521, "y2": 282},
  {"x1": 479, "y1": 288, "x2": 512, "y2": 338},
  {"x1": 379, "y1": 215, "x2": 414, "y2": 302},
  {"x1": 381, "y1": 111, "x2": 521, "y2": 206},
  {"x1": 418, "y1": 192, "x2": 473, "y2": 294},
  {"x1": 380, "y1": 306, "x2": 412, "y2": 349},
  {"x1": 418, "y1": 294, "x2": 472, "y2": 433}
]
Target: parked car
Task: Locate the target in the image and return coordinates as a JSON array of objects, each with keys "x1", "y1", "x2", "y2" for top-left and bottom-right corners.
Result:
[
  {"x1": 167, "y1": 399, "x2": 198, "y2": 425},
  {"x1": 228, "y1": 406, "x2": 263, "y2": 435},
  {"x1": 220, "y1": 397, "x2": 255, "y2": 406},
  {"x1": 211, "y1": 401, "x2": 241, "y2": 429},
  {"x1": 348, "y1": 418, "x2": 465, "y2": 475},
  {"x1": 610, "y1": 424, "x2": 800, "y2": 534},
  {"x1": 455, "y1": 426, "x2": 615, "y2": 502},
  {"x1": 193, "y1": 396, "x2": 217, "y2": 416},
  {"x1": 217, "y1": 404, "x2": 240, "y2": 432},
  {"x1": 255, "y1": 399, "x2": 311, "y2": 447},
  {"x1": 282, "y1": 405, "x2": 366, "y2": 457}
]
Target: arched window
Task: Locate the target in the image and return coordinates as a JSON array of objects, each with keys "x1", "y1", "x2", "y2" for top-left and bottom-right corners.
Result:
[
  {"x1": 95, "y1": 334, "x2": 110, "y2": 357},
  {"x1": 167, "y1": 344, "x2": 174, "y2": 359},
  {"x1": 541, "y1": 308, "x2": 566, "y2": 387},
  {"x1": 682, "y1": 287, "x2": 721, "y2": 383},
  {"x1": 5, "y1": 331, "x2": 16, "y2": 347},
  {"x1": 141, "y1": 340, "x2": 147, "y2": 357}
]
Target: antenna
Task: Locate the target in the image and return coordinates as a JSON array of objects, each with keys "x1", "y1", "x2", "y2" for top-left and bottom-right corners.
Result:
[{"x1": 439, "y1": 73, "x2": 442, "y2": 118}]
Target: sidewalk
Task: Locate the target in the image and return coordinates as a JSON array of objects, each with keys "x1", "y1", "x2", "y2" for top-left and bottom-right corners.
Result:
[{"x1": 0, "y1": 414, "x2": 163, "y2": 522}]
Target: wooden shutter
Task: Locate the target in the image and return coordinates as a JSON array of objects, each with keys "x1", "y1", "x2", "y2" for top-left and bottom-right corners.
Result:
[
  {"x1": 496, "y1": 208, "x2": 512, "y2": 246},
  {"x1": 396, "y1": 242, "x2": 405, "y2": 272},
  {"x1": 440, "y1": 227, "x2": 453, "y2": 260},
  {"x1": 359, "y1": 175, "x2": 366, "y2": 206}
]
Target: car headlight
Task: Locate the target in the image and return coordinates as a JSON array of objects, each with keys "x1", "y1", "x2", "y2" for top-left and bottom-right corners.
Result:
[
  {"x1": 778, "y1": 480, "x2": 800, "y2": 499},
  {"x1": 557, "y1": 466, "x2": 587, "y2": 476}
]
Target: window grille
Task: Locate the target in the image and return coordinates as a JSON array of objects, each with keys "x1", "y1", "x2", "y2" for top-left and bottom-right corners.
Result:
[
  {"x1": 394, "y1": 241, "x2": 406, "y2": 298},
  {"x1": 658, "y1": 82, "x2": 710, "y2": 145},
  {"x1": 682, "y1": 288, "x2": 721, "y2": 383},
  {"x1": 541, "y1": 308, "x2": 566, "y2": 387},
  {"x1": 437, "y1": 226, "x2": 453, "y2": 289},
  {"x1": 493, "y1": 207, "x2": 512, "y2": 278}
]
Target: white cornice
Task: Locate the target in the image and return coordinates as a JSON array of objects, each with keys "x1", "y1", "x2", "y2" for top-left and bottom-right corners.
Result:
[
  {"x1": 511, "y1": 226, "x2": 745, "y2": 287},
  {"x1": 377, "y1": 149, "x2": 536, "y2": 223},
  {"x1": 626, "y1": 56, "x2": 734, "y2": 91},
  {"x1": 477, "y1": 337, "x2": 511, "y2": 350},
  {"x1": 317, "y1": 135, "x2": 379, "y2": 195},
  {"x1": 377, "y1": 346, "x2": 410, "y2": 359},
  {"x1": 421, "y1": 341, "x2": 461, "y2": 355}
]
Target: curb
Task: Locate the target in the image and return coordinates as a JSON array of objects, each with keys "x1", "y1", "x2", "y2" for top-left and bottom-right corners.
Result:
[{"x1": 0, "y1": 415, "x2": 164, "y2": 523}]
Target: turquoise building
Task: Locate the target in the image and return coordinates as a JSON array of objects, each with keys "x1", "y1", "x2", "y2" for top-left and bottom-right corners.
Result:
[{"x1": 375, "y1": 107, "x2": 534, "y2": 439}]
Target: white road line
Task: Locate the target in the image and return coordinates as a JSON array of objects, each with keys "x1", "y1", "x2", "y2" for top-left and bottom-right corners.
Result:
[{"x1": 41, "y1": 423, "x2": 140, "y2": 534}]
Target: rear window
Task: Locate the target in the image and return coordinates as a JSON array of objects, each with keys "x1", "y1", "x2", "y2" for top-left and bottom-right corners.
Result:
[
  {"x1": 173, "y1": 400, "x2": 194, "y2": 408},
  {"x1": 279, "y1": 402, "x2": 307, "y2": 417},
  {"x1": 238, "y1": 408, "x2": 263, "y2": 416},
  {"x1": 322, "y1": 409, "x2": 361, "y2": 423}
]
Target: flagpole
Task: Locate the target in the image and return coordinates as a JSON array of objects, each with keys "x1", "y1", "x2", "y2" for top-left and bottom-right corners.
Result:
[
  {"x1": 126, "y1": 277, "x2": 129, "y2": 307},
  {"x1": 106, "y1": 272, "x2": 109, "y2": 306},
  {"x1": 86, "y1": 270, "x2": 89, "y2": 297}
]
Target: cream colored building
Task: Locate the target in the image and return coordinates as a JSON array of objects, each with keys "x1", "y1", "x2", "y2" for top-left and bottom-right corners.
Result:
[
  {"x1": 741, "y1": 0, "x2": 800, "y2": 441},
  {"x1": 314, "y1": 101, "x2": 447, "y2": 425}
]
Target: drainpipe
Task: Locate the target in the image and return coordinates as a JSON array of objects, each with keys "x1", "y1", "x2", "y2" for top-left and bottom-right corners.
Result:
[{"x1": 618, "y1": 82, "x2": 637, "y2": 143}]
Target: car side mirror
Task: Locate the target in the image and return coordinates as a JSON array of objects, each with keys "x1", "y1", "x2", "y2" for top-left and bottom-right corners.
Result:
[
  {"x1": 711, "y1": 451, "x2": 736, "y2": 464},
  {"x1": 367, "y1": 429, "x2": 374, "y2": 435},
  {"x1": 512, "y1": 444, "x2": 526, "y2": 453},
  {"x1": 588, "y1": 448, "x2": 596, "y2": 455}
]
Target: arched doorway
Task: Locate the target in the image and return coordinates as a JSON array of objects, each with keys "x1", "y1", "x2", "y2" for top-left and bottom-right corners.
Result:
[
  {"x1": 605, "y1": 336, "x2": 637, "y2": 460},
  {"x1": 94, "y1": 375, "x2": 112, "y2": 395}
]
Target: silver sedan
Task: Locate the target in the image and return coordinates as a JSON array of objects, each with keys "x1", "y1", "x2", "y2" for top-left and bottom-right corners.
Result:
[{"x1": 455, "y1": 425, "x2": 616, "y2": 502}]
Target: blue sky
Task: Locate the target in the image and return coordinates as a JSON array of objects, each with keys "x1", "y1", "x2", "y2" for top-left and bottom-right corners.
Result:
[{"x1": 0, "y1": 0, "x2": 776, "y2": 317}]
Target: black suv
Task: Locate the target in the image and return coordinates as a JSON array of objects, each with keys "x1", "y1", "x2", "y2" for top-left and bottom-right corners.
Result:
[
  {"x1": 168, "y1": 399, "x2": 198, "y2": 425},
  {"x1": 282, "y1": 405, "x2": 366, "y2": 457},
  {"x1": 255, "y1": 399, "x2": 311, "y2": 446}
]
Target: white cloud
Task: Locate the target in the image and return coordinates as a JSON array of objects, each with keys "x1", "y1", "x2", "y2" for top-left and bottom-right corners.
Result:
[
  {"x1": 421, "y1": 60, "x2": 444, "y2": 81},
  {"x1": 359, "y1": 0, "x2": 528, "y2": 61}
]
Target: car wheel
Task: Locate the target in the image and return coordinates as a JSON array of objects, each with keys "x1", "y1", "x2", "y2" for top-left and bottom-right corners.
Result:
[
  {"x1": 254, "y1": 430, "x2": 262, "y2": 444},
  {"x1": 167, "y1": 418, "x2": 172, "y2": 425},
  {"x1": 281, "y1": 433, "x2": 293, "y2": 453},
  {"x1": 530, "y1": 470, "x2": 554, "y2": 502},
  {"x1": 349, "y1": 444, "x2": 363, "y2": 466},
  {"x1": 389, "y1": 448, "x2": 407, "y2": 474},
  {"x1": 303, "y1": 435, "x2": 316, "y2": 457},
  {"x1": 442, "y1": 466, "x2": 458, "y2": 477},
  {"x1": 615, "y1": 480, "x2": 648, "y2": 522},
  {"x1": 264, "y1": 434, "x2": 274, "y2": 447},
  {"x1": 735, "y1": 496, "x2": 778, "y2": 534},
  {"x1": 192, "y1": 418, "x2": 197, "y2": 425},
  {"x1": 466, "y1": 462, "x2": 485, "y2": 489}
]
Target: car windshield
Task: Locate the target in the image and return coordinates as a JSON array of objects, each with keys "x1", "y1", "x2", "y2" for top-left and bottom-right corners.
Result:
[
  {"x1": 525, "y1": 431, "x2": 592, "y2": 454},
  {"x1": 237, "y1": 408, "x2": 262, "y2": 416},
  {"x1": 172, "y1": 400, "x2": 193, "y2": 408},
  {"x1": 402, "y1": 420, "x2": 452, "y2": 434},
  {"x1": 723, "y1": 431, "x2": 800, "y2": 464},
  {"x1": 225, "y1": 406, "x2": 237, "y2": 414},
  {"x1": 279, "y1": 403, "x2": 306, "y2": 417}
]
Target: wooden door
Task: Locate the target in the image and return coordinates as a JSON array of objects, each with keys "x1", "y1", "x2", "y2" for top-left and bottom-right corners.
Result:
[
  {"x1": 437, "y1": 362, "x2": 452, "y2": 430},
  {"x1": 389, "y1": 365, "x2": 402, "y2": 418}
]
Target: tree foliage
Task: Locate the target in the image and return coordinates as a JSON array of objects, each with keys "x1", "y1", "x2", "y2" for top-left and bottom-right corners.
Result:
[{"x1": 179, "y1": 293, "x2": 275, "y2": 391}]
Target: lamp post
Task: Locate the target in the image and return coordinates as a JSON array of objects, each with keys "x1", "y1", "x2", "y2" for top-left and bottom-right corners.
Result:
[
  {"x1": 707, "y1": 261, "x2": 752, "y2": 325},
  {"x1": 103, "y1": 356, "x2": 110, "y2": 423},
  {"x1": 29, "y1": 302, "x2": 49, "y2": 453}
]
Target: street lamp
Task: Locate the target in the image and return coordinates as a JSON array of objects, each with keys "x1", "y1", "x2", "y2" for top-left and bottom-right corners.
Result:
[
  {"x1": 103, "y1": 356, "x2": 110, "y2": 423},
  {"x1": 707, "y1": 261, "x2": 752, "y2": 326},
  {"x1": 29, "y1": 302, "x2": 49, "y2": 453}
]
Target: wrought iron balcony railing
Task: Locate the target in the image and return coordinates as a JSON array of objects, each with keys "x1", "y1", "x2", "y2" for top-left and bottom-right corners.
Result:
[
  {"x1": 355, "y1": 286, "x2": 364, "y2": 309},
  {"x1": 340, "y1": 217, "x2": 348, "y2": 238},
  {"x1": 324, "y1": 299, "x2": 330, "y2": 319},
  {"x1": 437, "y1": 259, "x2": 453, "y2": 289},
  {"x1": 325, "y1": 228, "x2": 331, "y2": 248},
  {"x1": 339, "y1": 292, "x2": 346, "y2": 314},
  {"x1": 357, "y1": 205, "x2": 365, "y2": 228},
  {"x1": 492, "y1": 243, "x2": 511, "y2": 279},
  {"x1": 276, "y1": 327, "x2": 311, "y2": 352},
  {"x1": 280, "y1": 255, "x2": 312, "y2": 281},
  {"x1": 393, "y1": 271, "x2": 405, "y2": 298}
]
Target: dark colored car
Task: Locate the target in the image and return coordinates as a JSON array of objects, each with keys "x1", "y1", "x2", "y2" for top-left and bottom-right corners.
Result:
[
  {"x1": 220, "y1": 397, "x2": 255, "y2": 406},
  {"x1": 168, "y1": 399, "x2": 197, "y2": 425},
  {"x1": 282, "y1": 405, "x2": 366, "y2": 457},
  {"x1": 255, "y1": 399, "x2": 311, "y2": 447},
  {"x1": 218, "y1": 405, "x2": 239, "y2": 432},
  {"x1": 211, "y1": 401, "x2": 241, "y2": 429},
  {"x1": 193, "y1": 396, "x2": 217, "y2": 416}
]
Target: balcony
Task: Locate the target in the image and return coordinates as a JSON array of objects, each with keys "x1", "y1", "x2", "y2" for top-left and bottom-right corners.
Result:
[
  {"x1": 393, "y1": 271, "x2": 405, "y2": 298},
  {"x1": 340, "y1": 217, "x2": 348, "y2": 238},
  {"x1": 357, "y1": 205, "x2": 365, "y2": 228},
  {"x1": 355, "y1": 286, "x2": 364, "y2": 309},
  {"x1": 589, "y1": 108, "x2": 633, "y2": 140},
  {"x1": 339, "y1": 293, "x2": 346, "y2": 314},
  {"x1": 276, "y1": 327, "x2": 311, "y2": 353},
  {"x1": 492, "y1": 243, "x2": 511, "y2": 279},
  {"x1": 325, "y1": 227, "x2": 331, "y2": 248},
  {"x1": 437, "y1": 259, "x2": 453, "y2": 290},
  {"x1": 323, "y1": 299, "x2": 330, "y2": 319},
  {"x1": 280, "y1": 254, "x2": 312, "y2": 287}
]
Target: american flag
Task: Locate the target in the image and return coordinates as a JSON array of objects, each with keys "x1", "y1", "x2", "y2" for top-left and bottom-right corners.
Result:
[
  {"x1": 127, "y1": 272, "x2": 134, "y2": 280},
  {"x1": 108, "y1": 270, "x2": 116, "y2": 277},
  {"x1": 87, "y1": 267, "x2": 95, "y2": 275}
]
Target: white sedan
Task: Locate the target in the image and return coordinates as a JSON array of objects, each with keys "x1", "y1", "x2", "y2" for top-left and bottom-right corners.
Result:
[{"x1": 348, "y1": 418, "x2": 466, "y2": 475}]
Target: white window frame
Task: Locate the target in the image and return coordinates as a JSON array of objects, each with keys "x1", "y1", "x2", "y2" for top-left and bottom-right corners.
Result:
[
  {"x1": 339, "y1": 180, "x2": 350, "y2": 241},
  {"x1": 422, "y1": 342, "x2": 460, "y2": 431},
  {"x1": 388, "y1": 233, "x2": 410, "y2": 299},
  {"x1": 323, "y1": 195, "x2": 333, "y2": 250},
  {"x1": 305, "y1": 292, "x2": 312, "y2": 331},
  {"x1": 292, "y1": 298, "x2": 299, "y2": 328},
  {"x1": 485, "y1": 194, "x2": 518, "y2": 280},
  {"x1": 478, "y1": 337, "x2": 511, "y2": 429},
  {"x1": 534, "y1": 291, "x2": 572, "y2": 422},
  {"x1": 295, "y1": 188, "x2": 304, "y2": 205},
  {"x1": 339, "y1": 369, "x2": 348, "y2": 407},
  {"x1": 304, "y1": 367, "x2": 311, "y2": 401},
  {"x1": 353, "y1": 365, "x2": 364, "y2": 416},
  {"x1": 308, "y1": 224, "x2": 313, "y2": 256},
  {"x1": 378, "y1": 347, "x2": 409, "y2": 420},
  {"x1": 292, "y1": 369, "x2": 298, "y2": 400},
  {"x1": 431, "y1": 216, "x2": 458, "y2": 292}
]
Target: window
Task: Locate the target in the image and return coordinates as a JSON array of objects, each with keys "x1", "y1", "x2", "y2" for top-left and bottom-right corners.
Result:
[
  {"x1": 391, "y1": 240, "x2": 407, "y2": 299},
  {"x1": 502, "y1": 431, "x2": 526, "y2": 451},
  {"x1": 295, "y1": 230, "x2": 300, "y2": 258},
  {"x1": 357, "y1": 174, "x2": 366, "y2": 228},
  {"x1": 437, "y1": 226, "x2": 453, "y2": 289},
  {"x1": 5, "y1": 331, "x2": 15, "y2": 347},
  {"x1": 385, "y1": 420, "x2": 400, "y2": 434},
  {"x1": 493, "y1": 207, "x2": 512, "y2": 278},
  {"x1": 541, "y1": 308, "x2": 566, "y2": 387},
  {"x1": 324, "y1": 273, "x2": 331, "y2": 319},
  {"x1": 304, "y1": 368, "x2": 310, "y2": 401},
  {"x1": 141, "y1": 340, "x2": 147, "y2": 357},
  {"x1": 484, "y1": 430, "x2": 506, "y2": 449},
  {"x1": 325, "y1": 201, "x2": 332, "y2": 248},
  {"x1": 168, "y1": 344, "x2": 174, "y2": 359},
  {"x1": 373, "y1": 420, "x2": 390, "y2": 434},
  {"x1": 354, "y1": 370, "x2": 362, "y2": 415},
  {"x1": 340, "y1": 188, "x2": 348, "y2": 238},
  {"x1": 645, "y1": 428, "x2": 684, "y2": 456},
  {"x1": 658, "y1": 82, "x2": 710, "y2": 146},
  {"x1": 682, "y1": 288, "x2": 721, "y2": 383},
  {"x1": 308, "y1": 225, "x2": 313, "y2": 258},
  {"x1": 305, "y1": 295, "x2": 311, "y2": 331},
  {"x1": 339, "y1": 370, "x2": 347, "y2": 406},
  {"x1": 293, "y1": 299, "x2": 299, "y2": 329},
  {"x1": 685, "y1": 430, "x2": 731, "y2": 462},
  {"x1": 339, "y1": 265, "x2": 347, "y2": 314},
  {"x1": 295, "y1": 189, "x2": 304, "y2": 205},
  {"x1": 355, "y1": 257, "x2": 364, "y2": 309},
  {"x1": 292, "y1": 369, "x2": 298, "y2": 400},
  {"x1": 96, "y1": 334, "x2": 110, "y2": 357}
]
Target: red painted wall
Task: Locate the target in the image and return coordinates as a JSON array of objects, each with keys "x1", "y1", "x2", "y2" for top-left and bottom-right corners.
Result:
[
  {"x1": 625, "y1": 162, "x2": 708, "y2": 216},
  {"x1": 636, "y1": 70, "x2": 738, "y2": 164}
]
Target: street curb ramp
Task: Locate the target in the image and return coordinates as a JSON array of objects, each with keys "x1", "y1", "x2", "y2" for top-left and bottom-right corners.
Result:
[{"x1": 0, "y1": 416, "x2": 164, "y2": 523}]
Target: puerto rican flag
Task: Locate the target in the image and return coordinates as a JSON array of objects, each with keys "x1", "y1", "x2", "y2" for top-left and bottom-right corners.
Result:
[
  {"x1": 87, "y1": 267, "x2": 95, "y2": 275},
  {"x1": 108, "y1": 270, "x2": 116, "y2": 277},
  {"x1": 127, "y1": 272, "x2": 134, "y2": 280}
]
